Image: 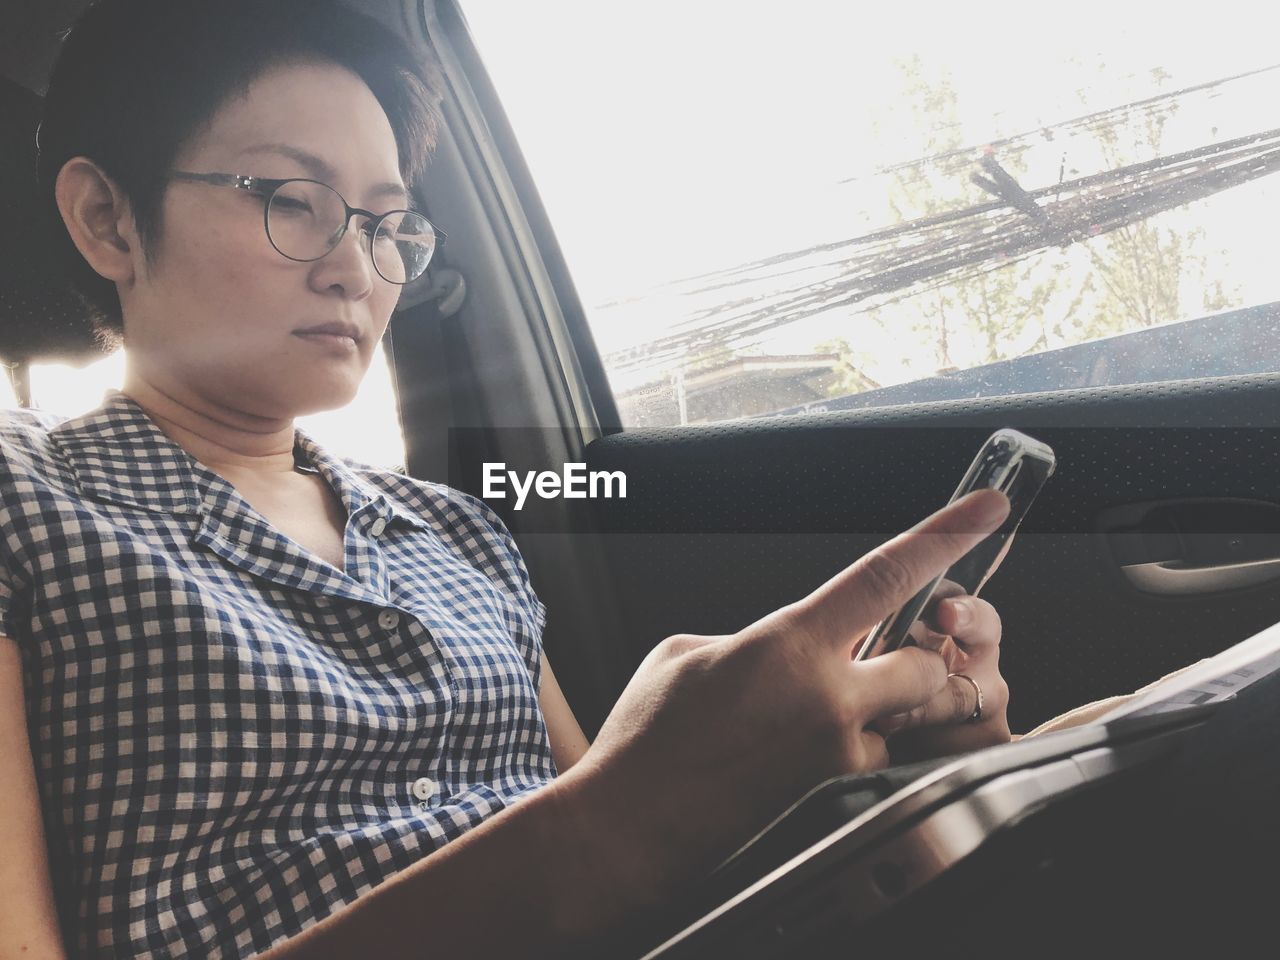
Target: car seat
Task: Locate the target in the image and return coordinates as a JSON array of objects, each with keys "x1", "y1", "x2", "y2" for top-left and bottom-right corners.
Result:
[{"x1": 1, "y1": 75, "x2": 107, "y2": 407}]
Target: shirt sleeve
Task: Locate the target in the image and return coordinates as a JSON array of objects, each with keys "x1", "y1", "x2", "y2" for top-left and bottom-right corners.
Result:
[
  {"x1": 0, "y1": 439, "x2": 16, "y2": 640},
  {"x1": 0, "y1": 410, "x2": 65, "y2": 645},
  {"x1": 0, "y1": 562, "x2": 11, "y2": 640}
]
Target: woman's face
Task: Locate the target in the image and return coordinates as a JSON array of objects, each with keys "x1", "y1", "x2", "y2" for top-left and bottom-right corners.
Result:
[{"x1": 120, "y1": 60, "x2": 408, "y2": 419}]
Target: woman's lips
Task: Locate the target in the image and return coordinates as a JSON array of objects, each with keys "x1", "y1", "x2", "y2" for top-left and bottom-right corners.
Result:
[{"x1": 293, "y1": 331, "x2": 359, "y2": 351}]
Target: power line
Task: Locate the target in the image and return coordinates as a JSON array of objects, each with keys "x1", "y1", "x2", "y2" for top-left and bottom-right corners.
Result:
[
  {"x1": 840, "y1": 61, "x2": 1280, "y2": 186},
  {"x1": 606, "y1": 125, "x2": 1280, "y2": 375}
]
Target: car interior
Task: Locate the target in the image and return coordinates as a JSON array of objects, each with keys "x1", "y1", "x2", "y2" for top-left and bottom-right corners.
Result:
[{"x1": 5, "y1": 0, "x2": 1280, "y2": 954}]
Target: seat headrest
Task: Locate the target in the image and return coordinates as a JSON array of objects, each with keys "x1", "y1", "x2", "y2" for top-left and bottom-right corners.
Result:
[{"x1": 0, "y1": 75, "x2": 106, "y2": 367}]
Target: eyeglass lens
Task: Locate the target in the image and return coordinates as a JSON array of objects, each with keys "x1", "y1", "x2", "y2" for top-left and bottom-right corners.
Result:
[{"x1": 265, "y1": 180, "x2": 437, "y2": 284}]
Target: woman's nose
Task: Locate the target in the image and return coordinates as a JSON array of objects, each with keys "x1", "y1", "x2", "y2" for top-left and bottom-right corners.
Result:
[{"x1": 310, "y1": 220, "x2": 376, "y2": 298}]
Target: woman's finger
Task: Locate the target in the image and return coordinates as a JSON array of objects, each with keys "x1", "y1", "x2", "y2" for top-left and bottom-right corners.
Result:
[
  {"x1": 871, "y1": 672, "x2": 986, "y2": 734},
  {"x1": 849, "y1": 645, "x2": 949, "y2": 724},
  {"x1": 783, "y1": 489, "x2": 1010, "y2": 657},
  {"x1": 926, "y1": 596, "x2": 1002, "y2": 656}
]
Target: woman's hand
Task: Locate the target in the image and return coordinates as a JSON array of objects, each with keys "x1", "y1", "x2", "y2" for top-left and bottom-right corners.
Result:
[
  {"x1": 871, "y1": 582, "x2": 1012, "y2": 761},
  {"x1": 563, "y1": 489, "x2": 1012, "y2": 893}
]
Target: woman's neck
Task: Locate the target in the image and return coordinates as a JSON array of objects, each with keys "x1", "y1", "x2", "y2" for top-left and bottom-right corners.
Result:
[{"x1": 119, "y1": 376, "x2": 299, "y2": 481}]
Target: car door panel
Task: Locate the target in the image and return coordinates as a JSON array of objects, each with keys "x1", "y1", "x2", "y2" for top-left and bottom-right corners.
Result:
[{"x1": 568, "y1": 373, "x2": 1280, "y2": 733}]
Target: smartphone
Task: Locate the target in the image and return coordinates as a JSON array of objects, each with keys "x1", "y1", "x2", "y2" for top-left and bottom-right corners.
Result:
[{"x1": 852, "y1": 428, "x2": 1056, "y2": 662}]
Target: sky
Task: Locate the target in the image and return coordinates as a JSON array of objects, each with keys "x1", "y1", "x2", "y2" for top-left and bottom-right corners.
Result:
[{"x1": 16, "y1": 0, "x2": 1280, "y2": 439}]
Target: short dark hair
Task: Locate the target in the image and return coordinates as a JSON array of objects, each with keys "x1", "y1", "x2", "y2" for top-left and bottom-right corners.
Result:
[{"x1": 37, "y1": 0, "x2": 445, "y2": 348}]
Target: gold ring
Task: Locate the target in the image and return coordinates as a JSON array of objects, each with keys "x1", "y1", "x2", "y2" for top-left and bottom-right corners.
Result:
[{"x1": 948, "y1": 673, "x2": 984, "y2": 723}]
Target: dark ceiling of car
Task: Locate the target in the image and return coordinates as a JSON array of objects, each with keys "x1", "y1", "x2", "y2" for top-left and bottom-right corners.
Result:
[
  {"x1": 1, "y1": 0, "x2": 401, "y2": 95},
  {"x1": 1, "y1": 0, "x2": 89, "y2": 94}
]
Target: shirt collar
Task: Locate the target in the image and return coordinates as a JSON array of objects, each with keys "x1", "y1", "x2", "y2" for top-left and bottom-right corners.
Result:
[
  {"x1": 50, "y1": 389, "x2": 431, "y2": 531},
  {"x1": 50, "y1": 390, "x2": 205, "y2": 515},
  {"x1": 291, "y1": 423, "x2": 432, "y2": 531}
]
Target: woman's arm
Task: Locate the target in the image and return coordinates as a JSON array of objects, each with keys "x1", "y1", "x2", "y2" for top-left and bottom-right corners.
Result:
[
  {"x1": 260, "y1": 762, "x2": 654, "y2": 958},
  {"x1": 1022, "y1": 657, "x2": 1214, "y2": 737},
  {"x1": 260, "y1": 490, "x2": 1009, "y2": 959},
  {"x1": 0, "y1": 635, "x2": 69, "y2": 959},
  {"x1": 0, "y1": 493, "x2": 1003, "y2": 959},
  {"x1": 539, "y1": 654, "x2": 591, "y2": 772}
]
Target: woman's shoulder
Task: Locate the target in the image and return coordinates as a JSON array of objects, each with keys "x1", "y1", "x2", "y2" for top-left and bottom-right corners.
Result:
[
  {"x1": 0, "y1": 406, "x2": 75, "y2": 484},
  {"x1": 0, "y1": 406, "x2": 70, "y2": 446},
  {"x1": 0, "y1": 409, "x2": 97, "y2": 563}
]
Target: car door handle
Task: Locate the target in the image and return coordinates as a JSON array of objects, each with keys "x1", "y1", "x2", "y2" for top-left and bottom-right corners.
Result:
[{"x1": 1120, "y1": 557, "x2": 1280, "y2": 596}]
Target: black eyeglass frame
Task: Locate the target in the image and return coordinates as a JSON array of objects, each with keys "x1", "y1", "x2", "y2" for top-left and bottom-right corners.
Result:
[{"x1": 168, "y1": 171, "x2": 446, "y2": 285}]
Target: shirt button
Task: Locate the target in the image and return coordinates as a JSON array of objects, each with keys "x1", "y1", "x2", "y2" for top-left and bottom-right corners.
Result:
[
  {"x1": 411, "y1": 777, "x2": 436, "y2": 801},
  {"x1": 377, "y1": 609, "x2": 401, "y2": 630},
  {"x1": 369, "y1": 517, "x2": 388, "y2": 537}
]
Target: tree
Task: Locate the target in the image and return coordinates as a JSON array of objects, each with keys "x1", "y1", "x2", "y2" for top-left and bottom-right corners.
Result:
[
  {"x1": 814, "y1": 337, "x2": 880, "y2": 399},
  {"x1": 857, "y1": 55, "x2": 1086, "y2": 375},
  {"x1": 830, "y1": 55, "x2": 1242, "y2": 396},
  {"x1": 1072, "y1": 64, "x2": 1239, "y2": 333}
]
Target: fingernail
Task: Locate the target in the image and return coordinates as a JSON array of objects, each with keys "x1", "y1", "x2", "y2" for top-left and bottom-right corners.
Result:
[{"x1": 950, "y1": 599, "x2": 971, "y2": 629}]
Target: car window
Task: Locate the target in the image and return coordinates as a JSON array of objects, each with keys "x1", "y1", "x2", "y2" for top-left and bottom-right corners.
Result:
[
  {"x1": 18, "y1": 345, "x2": 407, "y2": 470},
  {"x1": 460, "y1": 0, "x2": 1280, "y2": 426}
]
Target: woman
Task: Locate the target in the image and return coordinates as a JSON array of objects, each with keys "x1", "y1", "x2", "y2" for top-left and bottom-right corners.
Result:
[{"x1": 0, "y1": 1, "x2": 1016, "y2": 956}]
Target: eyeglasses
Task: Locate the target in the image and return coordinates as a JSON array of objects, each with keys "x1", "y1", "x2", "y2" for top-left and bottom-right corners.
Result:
[{"x1": 168, "y1": 171, "x2": 445, "y2": 285}]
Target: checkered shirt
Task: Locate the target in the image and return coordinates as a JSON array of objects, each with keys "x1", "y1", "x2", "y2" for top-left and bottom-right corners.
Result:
[{"x1": 0, "y1": 390, "x2": 557, "y2": 958}]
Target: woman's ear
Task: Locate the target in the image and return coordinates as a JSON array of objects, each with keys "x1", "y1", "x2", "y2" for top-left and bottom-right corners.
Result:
[{"x1": 53, "y1": 157, "x2": 140, "y2": 285}]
